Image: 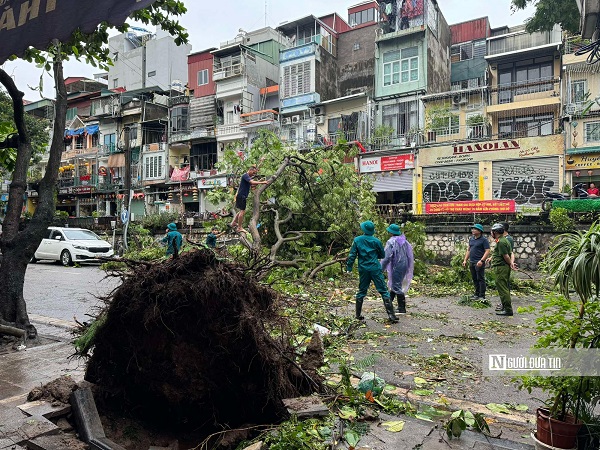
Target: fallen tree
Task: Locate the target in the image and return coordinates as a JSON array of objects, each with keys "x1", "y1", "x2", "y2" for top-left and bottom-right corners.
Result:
[
  {"x1": 207, "y1": 131, "x2": 377, "y2": 275},
  {"x1": 78, "y1": 249, "x2": 324, "y2": 432}
]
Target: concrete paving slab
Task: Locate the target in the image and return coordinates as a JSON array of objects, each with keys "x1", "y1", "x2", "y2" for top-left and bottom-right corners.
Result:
[
  {"x1": 27, "y1": 434, "x2": 87, "y2": 450},
  {"x1": 8, "y1": 416, "x2": 60, "y2": 445},
  {"x1": 356, "y1": 412, "x2": 436, "y2": 449},
  {"x1": 17, "y1": 400, "x2": 71, "y2": 419}
]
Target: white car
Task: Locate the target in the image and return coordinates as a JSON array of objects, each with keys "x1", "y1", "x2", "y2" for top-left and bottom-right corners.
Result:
[{"x1": 31, "y1": 227, "x2": 114, "y2": 266}]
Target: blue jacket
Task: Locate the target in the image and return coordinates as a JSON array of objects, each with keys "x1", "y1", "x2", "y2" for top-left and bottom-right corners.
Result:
[
  {"x1": 347, "y1": 234, "x2": 386, "y2": 272},
  {"x1": 162, "y1": 230, "x2": 183, "y2": 256}
]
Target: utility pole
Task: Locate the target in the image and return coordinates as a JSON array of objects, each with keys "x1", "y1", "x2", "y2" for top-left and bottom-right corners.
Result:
[{"x1": 123, "y1": 125, "x2": 131, "y2": 251}]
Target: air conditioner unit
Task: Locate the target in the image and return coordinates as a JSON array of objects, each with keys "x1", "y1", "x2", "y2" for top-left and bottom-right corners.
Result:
[
  {"x1": 314, "y1": 106, "x2": 323, "y2": 115},
  {"x1": 282, "y1": 117, "x2": 291, "y2": 125},
  {"x1": 453, "y1": 94, "x2": 468, "y2": 106},
  {"x1": 291, "y1": 115, "x2": 301, "y2": 124},
  {"x1": 315, "y1": 115, "x2": 325, "y2": 125},
  {"x1": 566, "y1": 103, "x2": 583, "y2": 115}
]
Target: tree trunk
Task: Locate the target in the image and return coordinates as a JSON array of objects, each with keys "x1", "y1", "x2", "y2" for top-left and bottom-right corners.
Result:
[{"x1": 0, "y1": 57, "x2": 67, "y2": 336}]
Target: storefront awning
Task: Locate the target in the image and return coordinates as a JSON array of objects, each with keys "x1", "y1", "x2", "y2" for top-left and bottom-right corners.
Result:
[
  {"x1": 107, "y1": 153, "x2": 126, "y2": 167},
  {"x1": 85, "y1": 125, "x2": 99, "y2": 135},
  {"x1": 566, "y1": 146, "x2": 600, "y2": 155}
]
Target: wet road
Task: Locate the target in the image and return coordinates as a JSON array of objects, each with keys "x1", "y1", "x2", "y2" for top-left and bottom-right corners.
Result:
[{"x1": 23, "y1": 262, "x2": 120, "y2": 323}]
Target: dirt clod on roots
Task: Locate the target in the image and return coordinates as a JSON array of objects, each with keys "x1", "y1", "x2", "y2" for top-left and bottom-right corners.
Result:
[{"x1": 85, "y1": 249, "x2": 322, "y2": 432}]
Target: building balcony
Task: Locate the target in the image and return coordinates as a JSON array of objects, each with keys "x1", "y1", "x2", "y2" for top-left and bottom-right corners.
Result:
[
  {"x1": 142, "y1": 142, "x2": 168, "y2": 153},
  {"x1": 487, "y1": 78, "x2": 561, "y2": 114},
  {"x1": 239, "y1": 110, "x2": 279, "y2": 129},
  {"x1": 486, "y1": 25, "x2": 561, "y2": 58},
  {"x1": 169, "y1": 127, "x2": 216, "y2": 144},
  {"x1": 213, "y1": 61, "x2": 244, "y2": 81},
  {"x1": 367, "y1": 133, "x2": 418, "y2": 152},
  {"x1": 98, "y1": 144, "x2": 121, "y2": 156},
  {"x1": 215, "y1": 123, "x2": 241, "y2": 137}
]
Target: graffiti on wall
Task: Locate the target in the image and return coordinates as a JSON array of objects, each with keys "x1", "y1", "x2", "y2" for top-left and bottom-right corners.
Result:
[
  {"x1": 423, "y1": 169, "x2": 477, "y2": 203},
  {"x1": 493, "y1": 162, "x2": 556, "y2": 206}
]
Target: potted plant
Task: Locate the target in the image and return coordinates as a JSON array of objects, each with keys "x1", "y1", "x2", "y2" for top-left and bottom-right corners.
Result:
[
  {"x1": 425, "y1": 104, "x2": 457, "y2": 142},
  {"x1": 520, "y1": 223, "x2": 600, "y2": 449},
  {"x1": 466, "y1": 114, "x2": 489, "y2": 139}
]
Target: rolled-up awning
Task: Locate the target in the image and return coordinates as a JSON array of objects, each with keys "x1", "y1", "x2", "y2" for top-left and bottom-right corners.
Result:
[{"x1": 108, "y1": 153, "x2": 126, "y2": 167}]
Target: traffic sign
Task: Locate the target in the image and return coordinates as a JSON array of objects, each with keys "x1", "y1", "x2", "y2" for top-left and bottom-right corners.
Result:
[{"x1": 121, "y1": 209, "x2": 129, "y2": 224}]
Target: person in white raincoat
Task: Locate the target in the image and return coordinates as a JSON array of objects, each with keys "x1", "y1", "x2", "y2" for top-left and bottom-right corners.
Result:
[{"x1": 380, "y1": 223, "x2": 414, "y2": 314}]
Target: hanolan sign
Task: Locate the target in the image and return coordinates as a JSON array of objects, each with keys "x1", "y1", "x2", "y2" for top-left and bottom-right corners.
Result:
[
  {"x1": 419, "y1": 135, "x2": 564, "y2": 166},
  {"x1": 0, "y1": 0, "x2": 156, "y2": 64}
]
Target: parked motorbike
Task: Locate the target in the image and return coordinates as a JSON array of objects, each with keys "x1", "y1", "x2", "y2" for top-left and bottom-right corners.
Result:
[{"x1": 542, "y1": 184, "x2": 588, "y2": 211}]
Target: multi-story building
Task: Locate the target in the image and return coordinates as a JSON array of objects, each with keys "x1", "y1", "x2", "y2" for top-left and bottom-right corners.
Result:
[
  {"x1": 277, "y1": 13, "x2": 350, "y2": 149},
  {"x1": 563, "y1": 36, "x2": 600, "y2": 191},
  {"x1": 211, "y1": 27, "x2": 286, "y2": 150},
  {"x1": 310, "y1": 2, "x2": 379, "y2": 147},
  {"x1": 365, "y1": 0, "x2": 450, "y2": 206},
  {"x1": 418, "y1": 17, "x2": 490, "y2": 210},
  {"x1": 57, "y1": 77, "x2": 107, "y2": 216},
  {"x1": 108, "y1": 27, "x2": 191, "y2": 92},
  {"x1": 416, "y1": 23, "x2": 565, "y2": 215}
]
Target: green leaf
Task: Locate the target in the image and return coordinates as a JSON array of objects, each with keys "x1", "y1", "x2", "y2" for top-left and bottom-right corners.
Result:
[
  {"x1": 381, "y1": 421, "x2": 405, "y2": 432},
  {"x1": 413, "y1": 389, "x2": 434, "y2": 396},
  {"x1": 339, "y1": 406, "x2": 358, "y2": 420},
  {"x1": 514, "y1": 404, "x2": 529, "y2": 411},
  {"x1": 413, "y1": 376, "x2": 428, "y2": 386},
  {"x1": 486, "y1": 403, "x2": 511, "y2": 414},
  {"x1": 344, "y1": 429, "x2": 361, "y2": 446}
]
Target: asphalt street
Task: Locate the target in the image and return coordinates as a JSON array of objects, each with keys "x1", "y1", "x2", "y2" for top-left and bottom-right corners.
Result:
[{"x1": 23, "y1": 262, "x2": 120, "y2": 324}]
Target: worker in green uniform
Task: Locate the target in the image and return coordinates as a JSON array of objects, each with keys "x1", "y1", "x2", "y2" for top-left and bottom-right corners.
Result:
[
  {"x1": 347, "y1": 220, "x2": 398, "y2": 323},
  {"x1": 490, "y1": 223, "x2": 516, "y2": 316}
]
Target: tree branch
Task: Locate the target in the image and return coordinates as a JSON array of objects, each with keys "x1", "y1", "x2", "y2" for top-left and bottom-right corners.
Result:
[{"x1": 248, "y1": 155, "x2": 291, "y2": 247}]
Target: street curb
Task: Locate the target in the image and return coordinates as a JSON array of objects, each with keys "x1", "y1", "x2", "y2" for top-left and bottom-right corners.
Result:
[{"x1": 29, "y1": 314, "x2": 76, "y2": 330}]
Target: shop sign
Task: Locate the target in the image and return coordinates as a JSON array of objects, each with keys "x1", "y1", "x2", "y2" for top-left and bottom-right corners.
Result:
[
  {"x1": 360, "y1": 154, "x2": 414, "y2": 173},
  {"x1": 72, "y1": 186, "x2": 95, "y2": 194},
  {"x1": 198, "y1": 177, "x2": 227, "y2": 189},
  {"x1": 419, "y1": 135, "x2": 563, "y2": 166},
  {"x1": 566, "y1": 154, "x2": 600, "y2": 170},
  {"x1": 426, "y1": 200, "x2": 516, "y2": 214}
]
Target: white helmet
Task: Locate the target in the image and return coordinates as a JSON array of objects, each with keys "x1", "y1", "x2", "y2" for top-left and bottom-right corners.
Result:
[{"x1": 491, "y1": 223, "x2": 505, "y2": 234}]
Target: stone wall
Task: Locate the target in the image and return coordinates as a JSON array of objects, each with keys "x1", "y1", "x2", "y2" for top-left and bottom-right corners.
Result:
[{"x1": 424, "y1": 230, "x2": 558, "y2": 270}]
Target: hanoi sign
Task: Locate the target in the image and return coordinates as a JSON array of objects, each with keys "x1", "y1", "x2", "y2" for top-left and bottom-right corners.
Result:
[{"x1": 360, "y1": 154, "x2": 414, "y2": 173}]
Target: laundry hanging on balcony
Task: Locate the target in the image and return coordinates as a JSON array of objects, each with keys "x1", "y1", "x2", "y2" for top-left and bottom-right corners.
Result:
[{"x1": 170, "y1": 166, "x2": 190, "y2": 182}]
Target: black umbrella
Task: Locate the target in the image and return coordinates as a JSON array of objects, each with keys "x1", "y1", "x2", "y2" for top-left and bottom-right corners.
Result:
[{"x1": 0, "y1": 0, "x2": 156, "y2": 64}]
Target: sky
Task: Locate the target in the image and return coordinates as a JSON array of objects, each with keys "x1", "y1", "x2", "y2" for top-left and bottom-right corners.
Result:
[{"x1": 0, "y1": 0, "x2": 536, "y2": 101}]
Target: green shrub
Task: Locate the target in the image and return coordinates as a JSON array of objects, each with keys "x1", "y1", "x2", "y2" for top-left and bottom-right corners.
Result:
[
  {"x1": 140, "y1": 212, "x2": 179, "y2": 231},
  {"x1": 549, "y1": 207, "x2": 574, "y2": 232}
]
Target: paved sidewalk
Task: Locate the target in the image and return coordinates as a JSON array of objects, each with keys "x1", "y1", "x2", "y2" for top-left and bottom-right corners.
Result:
[{"x1": 0, "y1": 321, "x2": 536, "y2": 449}]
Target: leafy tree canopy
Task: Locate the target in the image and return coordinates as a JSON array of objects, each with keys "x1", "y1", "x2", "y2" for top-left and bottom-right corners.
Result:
[
  {"x1": 511, "y1": 0, "x2": 580, "y2": 34},
  {"x1": 0, "y1": 90, "x2": 49, "y2": 172},
  {"x1": 207, "y1": 131, "x2": 378, "y2": 271}
]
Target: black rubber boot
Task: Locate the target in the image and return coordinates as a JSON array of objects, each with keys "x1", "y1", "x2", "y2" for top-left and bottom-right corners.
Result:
[
  {"x1": 389, "y1": 291, "x2": 396, "y2": 303},
  {"x1": 397, "y1": 292, "x2": 407, "y2": 314},
  {"x1": 383, "y1": 296, "x2": 399, "y2": 323},
  {"x1": 355, "y1": 298, "x2": 364, "y2": 320}
]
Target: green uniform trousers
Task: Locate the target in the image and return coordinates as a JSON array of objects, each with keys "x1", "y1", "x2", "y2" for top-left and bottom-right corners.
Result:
[
  {"x1": 356, "y1": 269, "x2": 390, "y2": 300},
  {"x1": 494, "y1": 264, "x2": 512, "y2": 314}
]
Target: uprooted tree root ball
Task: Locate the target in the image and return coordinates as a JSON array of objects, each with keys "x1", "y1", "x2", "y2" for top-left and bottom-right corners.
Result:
[{"x1": 83, "y1": 249, "x2": 322, "y2": 435}]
